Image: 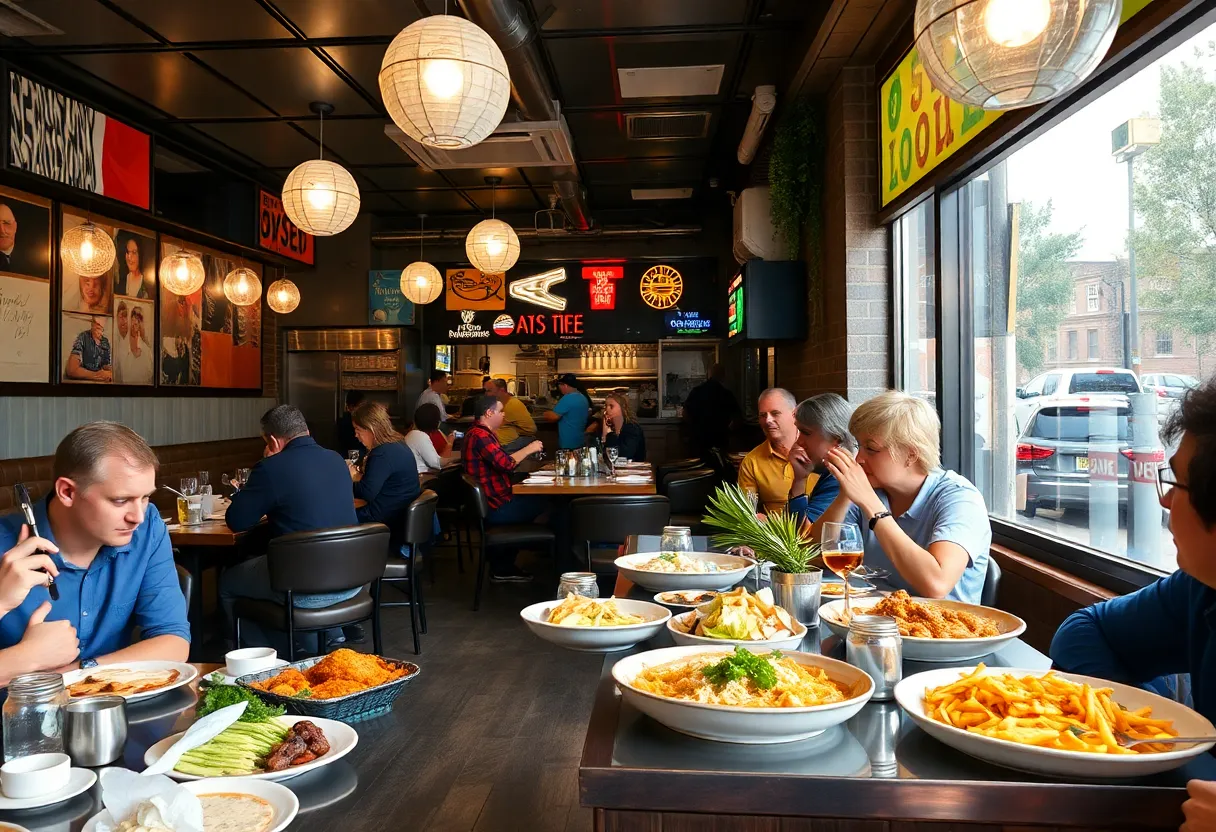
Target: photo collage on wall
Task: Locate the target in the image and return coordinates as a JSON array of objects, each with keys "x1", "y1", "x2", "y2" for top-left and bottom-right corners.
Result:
[
  {"x1": 0, "y1": 186, "x2": 52, "y2": 383},
  {"x1": 60, "y1": 210, "x2": 156, "y2": 386}
]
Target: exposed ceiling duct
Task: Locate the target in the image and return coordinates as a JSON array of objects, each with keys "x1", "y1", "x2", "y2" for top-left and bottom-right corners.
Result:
[
  {"x1": 372, "y1": 225, "x2": 701, "y2": 245},
  {"x1": 454, "y1": 0, "x2": 593, "y2": 231}
]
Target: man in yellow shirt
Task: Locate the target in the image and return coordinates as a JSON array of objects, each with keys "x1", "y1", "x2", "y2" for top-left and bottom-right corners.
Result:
[
  {"x1": 491, "y1": 378, "x2": 538, "y2": 452},
  {"x1": 737, "y1": 388, "x2": 800, "y2": 515}
]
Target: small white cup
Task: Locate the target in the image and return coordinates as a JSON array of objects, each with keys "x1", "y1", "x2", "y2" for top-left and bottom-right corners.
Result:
[
  {"x1": 0, "y1": 752, "x2": 70, "y2": 799},
  {"x1": 225, "y1": 647, "x2": 278, "y2": 678}
]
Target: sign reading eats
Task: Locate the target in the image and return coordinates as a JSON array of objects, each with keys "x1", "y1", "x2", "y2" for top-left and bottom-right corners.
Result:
[{"x1": 258, "y1": 189, "x2": 315, "y2": 264}]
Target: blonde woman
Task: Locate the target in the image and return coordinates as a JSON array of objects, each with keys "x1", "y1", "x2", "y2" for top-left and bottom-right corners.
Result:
[
  {"x1": 349, "y1": 401, "x2": 421, "y2": 556},
  {"x1": 803, "y1": 391, "x2": 990, "y2": 603},
  {"x1": 601, "y1": 393, "x2": 646, "y2": 461}
]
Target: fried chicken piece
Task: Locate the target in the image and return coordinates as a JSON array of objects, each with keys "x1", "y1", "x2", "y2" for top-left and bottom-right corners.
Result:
[
  {"x1": 868, "y1": 590, "x2": 1000, "y2": 639},
  {"x1": 253, "y1": 668, "x2": 310, "y2": 695},
  {"x1": 268, "y1": 683, "x2": 298, "y2": 697},
  {"x1": 291, "y1": 720, "x2": 330, "y2": 755},
  {"x1": 309, "y1": 679, "x2": 368, "y2": 699},
  {"x1": 304, "y1": 648, "x2": 401, "y2": 688}
]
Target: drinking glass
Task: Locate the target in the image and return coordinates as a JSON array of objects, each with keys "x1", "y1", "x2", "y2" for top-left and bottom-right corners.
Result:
[
  {"x1": 346, "y1": 451, "x2": 360, "y2": 463},
  {"x1": 821, "y1": 522, "x2": 864, "y2": 617},
  {"x1": 237, "y1": 468, "x2": 251, "y2": 488},
  {"x1": 198, "y1": 471, "x2": 210, "y2": 489},
  {"x1": 607, "y1": 447, "x2": 620, "y2": 466},
  {"x1": 180, "y1": 477, "x2": 198, "y2": 497}
]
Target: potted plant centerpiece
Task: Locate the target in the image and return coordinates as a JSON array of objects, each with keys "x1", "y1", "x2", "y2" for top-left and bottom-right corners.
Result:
[{"x1": 702, "y1": 483, "x2": 823, "y2": 624}]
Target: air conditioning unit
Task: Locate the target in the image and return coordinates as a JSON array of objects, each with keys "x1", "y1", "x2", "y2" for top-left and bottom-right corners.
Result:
[
  {"x1": 733, "y1": 186, "x2": 789, "y2": 263},
  {"x1": 384, "y1": 115, "x2": 576, "y2": 169}
]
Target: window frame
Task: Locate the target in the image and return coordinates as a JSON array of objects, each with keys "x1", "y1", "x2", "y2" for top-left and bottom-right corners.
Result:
[
  {"x1": 1087, "y1": 329, "x2": 1100, "y2": 361},
  {"x1": 1156, "y1": 330, "x2": 1174, "y2": 356},
  {"x1": 1067, "y1": 330, "x2": 1079, "y2": 360},
  {"x1": 1086, "y1": 283, "x2": 1100, "y2": 313}
]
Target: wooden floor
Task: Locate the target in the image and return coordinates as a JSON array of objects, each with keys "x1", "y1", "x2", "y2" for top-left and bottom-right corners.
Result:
[{"x1": 302, "y1": 546, "x2": 600, "y2": 832}]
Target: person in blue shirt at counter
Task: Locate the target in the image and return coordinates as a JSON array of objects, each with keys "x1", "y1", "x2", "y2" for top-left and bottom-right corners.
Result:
[
  {"x1": 1050, "y1": 378, "x2": 1216, "y2": 828},
  {"x1": 786, "y1": 393, "x2": 855, "y2": 524},
  {"x1": 542, "y1": 373, "x2": 591, "y2": 450},
  {"x1": 801, "y1": 391, "x2": 991, "y2": 603},
  {"x1": 0, "y1": 422, "x2": 190, "y2": 674}
]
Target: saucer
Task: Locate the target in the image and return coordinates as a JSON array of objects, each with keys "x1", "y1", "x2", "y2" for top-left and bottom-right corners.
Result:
[
  {"x1": 0, "y1": 768, "x2": 96, "y2": 810},
  {"x1": 206, "y1": 659, "x2": 289, "y2": 686}
]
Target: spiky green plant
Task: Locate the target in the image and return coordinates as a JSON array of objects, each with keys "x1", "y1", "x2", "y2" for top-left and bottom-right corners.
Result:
[{"x1": 702, "y1": 483, "x2": 819, "y2": 574}]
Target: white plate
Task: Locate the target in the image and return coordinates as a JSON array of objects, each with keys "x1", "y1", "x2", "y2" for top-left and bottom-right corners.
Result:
[
  {"x1": 0, "y1": 768, "x2": 96, "y2": 810},
  {"x1": 896, "y1": 666, "x2": 1216, "y2": 778},
  {"x1": 520, "y1": 599, "x2": 670, "y2": 653},
  {"x1": 615, "y1": 552, "x2": 754, "y2": 592},
  {"x1": 63, "y1": 661, "x2": 199, "y2": 703},
  {"x1": 203, "y1": 660, "x2": 290, "y2": 686},
  {"x1": 652, "y1": 590, "x2": 721, "y2": 609},
  {"x1": 144, "y1": 715, "x2": 358, "y2": 782},
  {"x1": 819, "y1": 597, "x2": 1027, "y2": 662},
  {"x1": 612, "y1": 645, "x2": 874, "y2": 744},
  {"x1": 667, "y1": 610, "x2": 807, "y2": 652},
  {"x1": 83, "y1": 778, "x2": 298, "y2": 832}
]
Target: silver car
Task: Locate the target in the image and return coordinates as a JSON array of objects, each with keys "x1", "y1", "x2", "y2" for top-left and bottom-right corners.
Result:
[{"x1": 1140, "y1": 372, "x2": 1198, "y2": 401}]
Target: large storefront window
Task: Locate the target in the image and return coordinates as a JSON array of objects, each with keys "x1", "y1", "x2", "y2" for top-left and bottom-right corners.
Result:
[
  {"x1": 964, "y1": 23, "x2": 1216, "y2": 574},
  {"x1": 896, "y1": 200, "x2": 936, "y2": 405}
]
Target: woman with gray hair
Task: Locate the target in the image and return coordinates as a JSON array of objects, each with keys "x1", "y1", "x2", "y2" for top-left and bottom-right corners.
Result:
[{"x1": 787, "y1": 393, "x2": 857, "y2": 525}]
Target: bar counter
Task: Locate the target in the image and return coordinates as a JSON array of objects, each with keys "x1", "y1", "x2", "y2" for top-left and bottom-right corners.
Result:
[{"x1": 580, "y1": 612, "x2": 1212, "y2": 830}]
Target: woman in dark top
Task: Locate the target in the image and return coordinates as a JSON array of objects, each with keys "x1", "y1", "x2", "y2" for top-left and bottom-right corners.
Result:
[
  {"x1": 601, "y1": 393, "x2": 646, "y2": 462},
  {"x1": 349, "y1": 401, "x2": 421, "y2": 556}
]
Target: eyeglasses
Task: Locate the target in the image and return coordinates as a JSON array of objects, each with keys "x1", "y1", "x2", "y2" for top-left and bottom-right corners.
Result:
[{"x1": 1157, "y1": 465, "x2": 1189, "y2": 500}]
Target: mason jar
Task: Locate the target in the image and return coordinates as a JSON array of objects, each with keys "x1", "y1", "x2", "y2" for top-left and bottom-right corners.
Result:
[
  {"x1": 659, "y1": 526, "x2": 693, "y2": 555},
  {"x1": 3, "y1": 673, "x2": 69, "y2": 761},
  {"x1": 557, "y1": 572, "x2": 600, "y2": 600}
]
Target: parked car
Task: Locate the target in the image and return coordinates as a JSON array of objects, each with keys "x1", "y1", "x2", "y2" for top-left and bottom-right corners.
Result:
[
  {"x1": 1014, "y1": 367, "x2": 1141, "y2": 431},
  {"x1": 1015, "y1": 394, "x2": 1163, "y2": 519},
  {"x1": 1140, "y1": 372, "x2": 1198, "y2": 401}
]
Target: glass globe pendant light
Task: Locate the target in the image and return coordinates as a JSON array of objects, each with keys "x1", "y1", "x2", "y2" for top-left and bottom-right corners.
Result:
[
  {"x1": 160, "y1": 249, "x2": 205, "y2": 296},
  {"x1": 400, "y1": 214, "x2": 442, "y2": 305},
  {"x1": 379, "y1": 2, "x2": 510, "y2": 149},
  {"x1": 281, "y1": 102, "x2": 361, "y2": 236},
  {"x1": 914, "y1": 0, "x2": 1122, "y2": 109},
  {"x1": 60, "y1": 218, "x2": 116, "y2": 278},
  {"x1": 266, "y1": 278, "x2": 301, "y2": 314},
  {"x1": 223, "y1": 263, "x2": 262, "y2": 307},
  {"x1": 465, "y1": 176, "x2": 519, "y2": 274}
]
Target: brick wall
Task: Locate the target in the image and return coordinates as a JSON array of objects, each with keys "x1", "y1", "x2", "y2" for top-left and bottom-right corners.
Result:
[{"x1": 777, "y1": 65, "x2": 890, "y2": 404}]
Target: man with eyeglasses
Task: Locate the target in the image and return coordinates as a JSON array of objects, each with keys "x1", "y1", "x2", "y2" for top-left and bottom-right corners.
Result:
[{"x1": 1050, "y1": 377, "x2": 1216, "y2": 828}]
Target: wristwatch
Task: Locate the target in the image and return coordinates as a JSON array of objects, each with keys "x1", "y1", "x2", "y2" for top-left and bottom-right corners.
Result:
[
  {"x1": 868, "y1": 510, "x2": 892, "y2": 531},
  {"x1": 80, "y1": 658, "x2": 98, "y2": 670}
]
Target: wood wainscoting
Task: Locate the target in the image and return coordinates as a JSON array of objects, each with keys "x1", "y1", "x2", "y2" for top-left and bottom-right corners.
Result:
[{"x1": 989, "y1": 544, "x2": 1116, "y2": 655}]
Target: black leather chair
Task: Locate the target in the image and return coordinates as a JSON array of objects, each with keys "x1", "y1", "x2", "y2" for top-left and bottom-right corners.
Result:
[
  {"x1": 383, "y1": 490, "x2": 437, "y2": 655},
  {"x1": 981, "y1": 556, "x2": 1002, "y2": 608},
  {"x1": 431, "y1": 463, "x2": 467, "y2": 579},
  {"x1": 234, "y1": 523, "x2": 390, "y2": 661},
  {"x1": 463, "y1": 474, "x2": 556, "y2": 611},
  {"x1": 655, "y1": 458, "x2": 705, "y2": 495},
  {"x1": 568, "y1": 495, "x2": 671, "y2": 575},
  {"x1": 175, "y1": 564, "x2": 193, "y2": 605},
  {"x1": 665, "y1": 468, "x2": 717, "y2": 533}
]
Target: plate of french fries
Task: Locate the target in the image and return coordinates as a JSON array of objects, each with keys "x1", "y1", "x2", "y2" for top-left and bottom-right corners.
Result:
[{"x1": 895, "y1": 664, "x2": 1216, "y2": 778}]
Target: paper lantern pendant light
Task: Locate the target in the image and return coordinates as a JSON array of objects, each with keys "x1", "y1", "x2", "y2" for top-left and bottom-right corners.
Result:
[
  {"x1": 914, "y1": 0, "x2": 1121, "y2": 110},
  {"x1": 401, "y1": 214, "x2": 443, "y2": 305},
  {"x1": 267, "y1": 278, "x2": 301, "y2": 314},
  {"x1": 281, "y1": 102, "x2": 360, "y2": 236},
  {"x1": 223, "y1": 266, "x2": 262, "y2": 307},
  {"x1": 60, "y1": 221, "x2": 116, "y2": 277},
  {"x1": 160, "y1": 250, "x2": 205, "y2": 296},
  {"x1": 465, "y1": 177, "x2": 519, "y2": 274},
  {"x1": 379, "y1": 14, "x2": 511, "y2": 149}
]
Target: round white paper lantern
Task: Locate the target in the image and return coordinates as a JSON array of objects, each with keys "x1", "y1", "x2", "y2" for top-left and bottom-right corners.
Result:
[
  {"x1": 267, "y1": 278, "x2": 301, "y2": 314},
  {"x1": 60, "y1": 222, "x2": 116, "y2": 277},
  {"x1": 281, "y1": 159, "x2": 361, "y2": 237},
  {"x1": 465, "y1": 219, "x2": 520, "y2": 274},
  {"x1": 400, "y1": 261, "x2": 443, "y2": 305},
  {"x1": 160, "y1": 250, "x2": 205, "y2": 296},
  {"x1": 223, "y1": 267, "x2": 262, "y2": 307}
]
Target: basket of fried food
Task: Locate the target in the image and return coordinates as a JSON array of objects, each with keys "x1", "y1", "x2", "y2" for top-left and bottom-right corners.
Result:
[{"x1": 236, "y1": 648, "x2": 420, "y2": 722}]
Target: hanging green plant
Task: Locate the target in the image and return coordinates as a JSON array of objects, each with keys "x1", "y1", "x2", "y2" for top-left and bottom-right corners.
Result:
[{"x1": 768, "y1": 97, "x2": 824, "y2": 261}]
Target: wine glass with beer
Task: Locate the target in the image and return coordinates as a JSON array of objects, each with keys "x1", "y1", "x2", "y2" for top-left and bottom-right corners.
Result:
[{"x1": 821, "y1": 521, "x2": 864, "y2": 617}]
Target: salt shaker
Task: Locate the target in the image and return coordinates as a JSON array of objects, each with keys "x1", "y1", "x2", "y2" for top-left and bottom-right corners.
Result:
[{"x1": 846, "y1": 614, "x2": 902, "y2": 701}]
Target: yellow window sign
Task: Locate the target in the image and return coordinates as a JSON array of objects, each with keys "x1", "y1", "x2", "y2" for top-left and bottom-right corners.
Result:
[{"x1": 880, "y1": 0, "x2": 1157, "y2": 208}]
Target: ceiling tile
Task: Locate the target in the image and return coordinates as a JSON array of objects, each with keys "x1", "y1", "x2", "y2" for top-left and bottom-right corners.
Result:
[
  {"x1": 19, "y1": 0, "x2": 154, "y2": 45},
  {"x1": 68, "y1": 52, "x2": 274, "y2": 119},
  {"x1": 542, "y1": 0, "x2": 748, "y2": 30},
  {"x1": 732, "y1": 32, "x2": 802, "y2": 96},
  {"x1": 352, "y1": 165, "x2": 447, "y2": 191},
  {"x1": 297, "y1": 118, "x2": 405, "y2": 166},
  {"x1": 322, "y1": 45, "x2": 390, "y2": 104},
  {"x1": 582, "y1": 158, "x2": 705, "y2": 185},
  {"x1": 359, "y1": 192, "x2": 413, "y2": 214},
  {"x1": 565, "y1": 111, "x2": 715, "y2": 161},
  {"x1": 441, "y1": 168, "x2": 527, "y2": 188},
  {"x1": 107, "y1": 0, "x2": 291, "y2": 41},
  {"x1": 272, "y1": 0, "x2": 427, "y2": 38},
  {"x1": 194, "y1": 121, "x2": 320, "y2": 168},
  {"x1": 380, "y1": 190, "x2": 477, "y2": 214},
  {"x1": 197, "y1": 48, "x2": 378, "y2": 116},
  {"x1": 467, "y1": 187, "x2": 541, "y2": 212}
]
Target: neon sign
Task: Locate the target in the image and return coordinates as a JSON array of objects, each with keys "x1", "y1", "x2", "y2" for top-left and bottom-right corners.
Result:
[
  {"x1": 509, "y1": 267, "x2": 568, "y2": 311},
  {"x1": 640, "y1": 264, "x2": 683, "y2": 309},
  {"x1": 582, "y1": 265, "x2": 623, "y2": 310}
]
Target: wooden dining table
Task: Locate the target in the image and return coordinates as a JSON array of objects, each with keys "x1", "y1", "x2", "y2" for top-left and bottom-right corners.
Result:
[{"x1": 511, "y1": 463, "x2": 656, "y2": 496}]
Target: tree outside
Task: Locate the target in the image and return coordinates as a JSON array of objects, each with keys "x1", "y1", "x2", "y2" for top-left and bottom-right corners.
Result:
[{"x1": 1014, "y1": 200, "x2": 1084, "y2": 376}]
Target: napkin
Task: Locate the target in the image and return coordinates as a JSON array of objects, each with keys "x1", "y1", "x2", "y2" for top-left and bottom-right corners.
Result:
[
  {"x1": 141, "y1": 701, "x2": 248, "y2": 776},
  {"x1": 95, "y1": 769, "x2": 203, "y2": 832},
  {"x1": 613, "y1": 475, "x2": 651, "y2": 483}
]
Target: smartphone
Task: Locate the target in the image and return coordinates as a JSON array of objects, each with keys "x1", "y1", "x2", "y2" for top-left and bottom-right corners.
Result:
[
  {"x1": 453, "y1": 431, "x2": 465, "y2": 439},
  {"x1": 14, "y1": 484, "x2": 58, "y2": 601}
]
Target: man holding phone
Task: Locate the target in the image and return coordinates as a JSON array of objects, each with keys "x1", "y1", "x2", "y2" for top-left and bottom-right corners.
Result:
[{"x1": 0, "y1": 525, "x2": 79, "y2": 684}]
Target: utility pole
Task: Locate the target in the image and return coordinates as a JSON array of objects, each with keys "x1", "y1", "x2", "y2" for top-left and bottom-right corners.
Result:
[{"x1": 1112, "y1": 117, "x2": 1161, "y2": 373}]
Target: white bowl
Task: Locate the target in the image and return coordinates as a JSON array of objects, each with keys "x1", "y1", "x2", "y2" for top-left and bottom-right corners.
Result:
[
  {"x1": 820, "y1": 596, "x2": 1027, "y2": 662},
  {"x1": 1, "y1": 753, "x2": 70, "y2": 799},
  {"x1": 224, "y1": 647, "x2": 279, "y2": 678},
  {"x1": 520, "y1": 599, "x2": 671, "y2": 653},
  {"x1": 896, "y1": 666, "x2": 1216, "y2": 779},
  {"x1": 667, "y1": 610, "x2": 808, "y2": 652},
  {"x1": 614, "y1": 552, "x2": 754, "y2": 592},
  {"x1": 612, "y1": 645, "x2": 874, "y2": 744},
  {"x1": 85, "y1": 778, "x2": 299, "y2": 832}
]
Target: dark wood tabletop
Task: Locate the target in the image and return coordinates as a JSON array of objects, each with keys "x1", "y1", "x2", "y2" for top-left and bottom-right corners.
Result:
[{"x1": 168, "y1": 498, "x2": 368, "y2": 547}]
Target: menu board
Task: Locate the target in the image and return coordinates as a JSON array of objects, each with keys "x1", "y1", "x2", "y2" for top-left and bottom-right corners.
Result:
[{"x1": 727, "y1": 273, "x2": 744, "y2": 339}]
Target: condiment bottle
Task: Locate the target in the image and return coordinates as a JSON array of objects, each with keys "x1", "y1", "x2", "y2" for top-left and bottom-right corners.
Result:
[{"x1": 846, "y1": 614, "x2": 902, "y2": 701}]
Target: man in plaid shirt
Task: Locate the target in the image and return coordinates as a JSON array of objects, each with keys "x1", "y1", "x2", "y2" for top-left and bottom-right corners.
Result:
[{"x1": 462, "y1": 394, "x2": 546, "y2": 582}]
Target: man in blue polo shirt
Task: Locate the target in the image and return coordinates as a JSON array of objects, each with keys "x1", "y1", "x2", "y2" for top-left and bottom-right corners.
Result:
[
  {"x1": 0, "y1": 422, "x2": 190, "y2": 672},
  {"x1": 542, "y1": 373, "x2": 590, "y2": 450}
]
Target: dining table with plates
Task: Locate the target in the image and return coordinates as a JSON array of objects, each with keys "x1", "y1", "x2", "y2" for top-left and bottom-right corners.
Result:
[
  {"x1": 511, "y1": 461, "x2": 656, "y2": 496},
  {"x1": 571, "y1": 536, "x2": 1215, "y2": 831}
]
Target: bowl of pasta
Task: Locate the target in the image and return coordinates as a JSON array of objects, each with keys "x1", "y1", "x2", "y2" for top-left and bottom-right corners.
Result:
[
  {"x1": 520, "y1": 596, "x2": 671, "y2": 652},
  {"x1": 611, "y1": 645, "x2": 874, "y2": 743},
  {"x1": 895, "y1": 664, "x2": 1215, "y2": 778},
  {"x1": 614, "y1": 552, "x2": 755, "y2": 592}
]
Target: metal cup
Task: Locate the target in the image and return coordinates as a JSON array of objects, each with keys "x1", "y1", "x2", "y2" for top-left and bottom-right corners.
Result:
[
  {"x1": 769, "y1": 568, "x2": 823, "y2": 625},
  {"x1": 64, "y1": 696, "x2": 127, "y2": 767}
]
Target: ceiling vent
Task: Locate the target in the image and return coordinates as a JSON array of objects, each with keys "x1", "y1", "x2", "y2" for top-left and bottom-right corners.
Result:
[
  {"x1": 0, "y1": 1, "x2": 61, "y2": 36},
  {"x1": 626, "y1": 112, "x2": 711, "y2": 141},
  {"x1": 385, "y1": 115, "x2": 576, "y2": 170},
  {"x1": 632, "y1": 188, "x2": 694, "y2": 201},
  {"x1": 618, "y1": 65, "x2": 724, "y2": 98}
]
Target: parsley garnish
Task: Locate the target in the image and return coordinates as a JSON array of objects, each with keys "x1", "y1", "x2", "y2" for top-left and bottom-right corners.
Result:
[
  {"x1": 701, "y1": 646, "x2": 781, "y2": 690},
  {"x1": 659, "y1": 552, "x2": 678, "y2": 562},
  {"x1": 199, "y1": 676, "x2": 285, "y2": 723}
]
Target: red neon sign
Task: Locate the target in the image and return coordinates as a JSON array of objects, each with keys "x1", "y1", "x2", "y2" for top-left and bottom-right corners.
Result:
[{"x1": 583, "y1": 265, "x2": 624, "y2": 310}]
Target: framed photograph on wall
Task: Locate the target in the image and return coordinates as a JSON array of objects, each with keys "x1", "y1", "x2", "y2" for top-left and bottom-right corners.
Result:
[
  {"x1": 159, "y1": 237, "x2": 202, "y2": 387},
  {"x1": 61, "y1": 311, "x2": 113, "y2": 384},
  {"x1": 0, "y1": 185, "x2": 51, "y2": 383}
]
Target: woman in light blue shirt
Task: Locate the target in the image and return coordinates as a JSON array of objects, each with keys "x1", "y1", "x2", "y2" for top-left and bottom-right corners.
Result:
[{"x1": 803, "y1": 391, "x2": 991, "y2": 603}]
